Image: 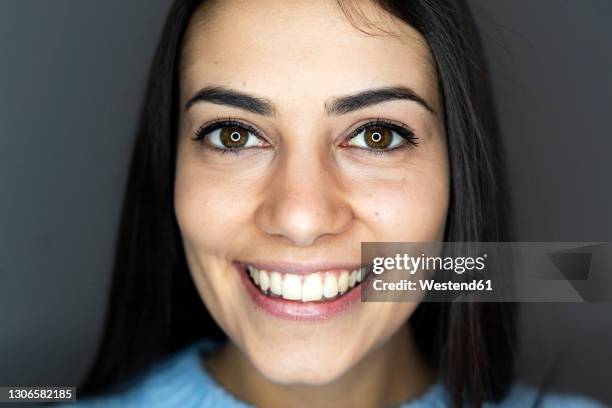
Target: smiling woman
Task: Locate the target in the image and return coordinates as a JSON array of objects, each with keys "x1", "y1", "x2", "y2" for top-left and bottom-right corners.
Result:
[
  {"x1": 58, "y1": 1, "x2": 602, "y2": 408},
  {"x1": 173, "y1": 2, "x2": 449, "y2": 401}
]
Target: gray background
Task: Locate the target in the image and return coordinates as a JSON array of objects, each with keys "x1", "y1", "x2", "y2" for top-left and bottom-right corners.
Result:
[{"x1": 1, "y1": 0, "x2": 611, "y2": 405}]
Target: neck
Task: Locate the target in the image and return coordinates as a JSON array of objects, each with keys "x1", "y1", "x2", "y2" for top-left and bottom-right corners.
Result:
[{"x1": 204, "y1": 324, "x2": 436, "y2": 408}]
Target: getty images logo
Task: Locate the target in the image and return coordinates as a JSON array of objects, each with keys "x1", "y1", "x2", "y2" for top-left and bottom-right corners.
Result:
[{"x1": 371, "y1": 253, "x2": 488, "y2": 275}]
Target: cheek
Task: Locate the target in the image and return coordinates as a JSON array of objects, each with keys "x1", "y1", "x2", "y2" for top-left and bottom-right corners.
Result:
[
  {"x1": 174, "y1": 157, "x2": 256, "y2": 255},
  {"x1": 350, "y1": 164, "x2": 449, "y2": 241},
  {"x1": 374, "y1": 178, "x2": 448, "y2": 240},
  {"x1": 174, "y1": 152, "x2": 262, "y2": 335}
]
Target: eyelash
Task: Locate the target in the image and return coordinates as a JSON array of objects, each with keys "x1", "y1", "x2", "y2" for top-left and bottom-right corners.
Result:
[
  {"x1": 350, "y1": 119, "x2": 418, "y2": 155},
  {"x1": 191, "y1": 118, "x2": 418, "y2": 155},
  {"x1": 192, "y1": 118, "x2": 266, "y2": 155}
]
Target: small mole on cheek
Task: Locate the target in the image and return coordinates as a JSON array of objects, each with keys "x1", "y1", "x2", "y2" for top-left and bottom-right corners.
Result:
[
  {"x1": 375, "y1": 211, "x2": 380, "y2": 217},
  {"x1": 242, "y1": 82, "x2": 247, "y2": 87},
  {"x1": 214, "y1": 60, "x2": 219, "y2": 65}
]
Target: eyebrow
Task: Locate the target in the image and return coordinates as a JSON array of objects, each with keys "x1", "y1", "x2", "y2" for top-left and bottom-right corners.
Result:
[
  {"x1": 185, "y1": 86, "x2": 275, "y2": 115},
  {"x1": 184, "y1": 85, "x2": 435, "y2": 116},
  {"x1": 326, "y1": 86, "x2": 436, "y2": 115}
]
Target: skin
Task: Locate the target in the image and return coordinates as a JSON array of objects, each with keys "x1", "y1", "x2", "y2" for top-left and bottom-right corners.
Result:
[{"x1": 174, "y1": 0, "x2": 449, "y2": 406}]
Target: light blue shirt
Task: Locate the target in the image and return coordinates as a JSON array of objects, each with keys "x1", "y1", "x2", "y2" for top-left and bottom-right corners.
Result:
[{"x1": 55, "y1": 339, "x2": 605, "y2": 407}]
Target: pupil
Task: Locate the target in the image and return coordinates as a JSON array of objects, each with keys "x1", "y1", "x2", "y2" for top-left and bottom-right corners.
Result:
[
  {"x1": 230, "y1": 131, "x2": 241, "y2": 142},
  {"x1": 371, "y1": 132, "x2": 382, "y2": 142}
]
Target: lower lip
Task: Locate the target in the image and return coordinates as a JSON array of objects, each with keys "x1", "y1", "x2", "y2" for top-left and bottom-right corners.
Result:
[{"x1": 235, "y1": 262, "x2": 362, "y2": 321}]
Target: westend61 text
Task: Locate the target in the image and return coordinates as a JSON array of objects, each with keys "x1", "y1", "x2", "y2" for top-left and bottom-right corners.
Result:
[{"x1": 372, "y1": 279, "x2": 493, "y2": 292}]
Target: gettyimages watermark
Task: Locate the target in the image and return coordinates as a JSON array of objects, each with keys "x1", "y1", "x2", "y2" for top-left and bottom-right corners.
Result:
[{"x1": 360, "y1": 242, "x2": 612, "y2": 302}]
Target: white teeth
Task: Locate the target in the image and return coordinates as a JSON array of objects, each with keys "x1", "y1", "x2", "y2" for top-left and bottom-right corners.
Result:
[
  {"x1": 259, "y1": 270, "x2": 270, "y2": 292},
  {"x1": 302, "y1": 273, "x2": 323, "y2": 302},
  {"x1": 253, "y1": 268, "x2": 260, "y2": 286},
  {"x1": 323, "y1": 274, "x2": 339, "y2": 299},
  {"x1": 270, "y1": 271, "x2": 283, "y2": 295},
  {"x1": 247, "y1": 265, "x2": 364, "y2": 301},
  {"x1": 338, "y1": 271, "x2": 349, "y2": 293},
  {"x1": 282, "y1": 273, "x2": 302, "y2": 300},
  {"x1": 348, "y1": 270, "x2": 357, "y2": 288}
]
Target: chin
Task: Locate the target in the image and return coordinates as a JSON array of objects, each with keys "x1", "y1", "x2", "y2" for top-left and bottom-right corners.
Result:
[
  {"x1": 249, "y1": 350, "x2": 354, "y2": 386},
  {"x1": 235, "y1": 329, "x2": 360, "y2": 385}
]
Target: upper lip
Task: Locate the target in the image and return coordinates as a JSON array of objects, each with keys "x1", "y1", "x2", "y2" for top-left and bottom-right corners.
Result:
[{"x1": 237, "y1": 261, "x2": 363, "y2": 275}]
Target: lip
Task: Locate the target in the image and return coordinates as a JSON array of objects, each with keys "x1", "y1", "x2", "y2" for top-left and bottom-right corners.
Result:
[{"x1": 234, "y1": 261, "x2": 362, "y2": 321}]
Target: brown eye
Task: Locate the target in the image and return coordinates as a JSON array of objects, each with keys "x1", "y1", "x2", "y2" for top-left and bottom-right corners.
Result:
[
  {"x1": 195, "y1": 121, "x2": 266, "y2": 151},
  {"x1": 347, "y1": 122, "x2": 416, "y2": 152},
  {"x1": 364, "y1": 127, "x2": 393, "y2": 149},
  {"x1": 220, "y1": 126, "x2": 249, "y2": 148}
]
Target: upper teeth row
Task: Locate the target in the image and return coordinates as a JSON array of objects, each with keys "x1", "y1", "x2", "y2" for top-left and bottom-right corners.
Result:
[{"x1": 247, "y1": 266, "x2": 366, "y2": 302}]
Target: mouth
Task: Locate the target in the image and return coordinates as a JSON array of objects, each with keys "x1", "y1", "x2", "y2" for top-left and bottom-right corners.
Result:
[{"x1": 235, "y1": 262, "x2": 370, "y2": 320}]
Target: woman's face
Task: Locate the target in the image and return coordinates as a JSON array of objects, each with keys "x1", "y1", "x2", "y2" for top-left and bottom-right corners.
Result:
[{"x1": 175, "y1": 0, "x2": 448, "y2": 385}]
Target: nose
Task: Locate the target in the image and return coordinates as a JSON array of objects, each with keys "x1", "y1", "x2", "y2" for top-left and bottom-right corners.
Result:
[{"x1": 254, "y1": 150, "x2": 353, "y2": 247}]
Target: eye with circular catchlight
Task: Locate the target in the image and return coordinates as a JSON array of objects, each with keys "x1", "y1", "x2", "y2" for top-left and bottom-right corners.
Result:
[
  {"x1": 346, "y1": 120, "x2": 418, "y2": 152},
  {"x1": 193, "y1": 120, "x2": 268, "y2": 152}
]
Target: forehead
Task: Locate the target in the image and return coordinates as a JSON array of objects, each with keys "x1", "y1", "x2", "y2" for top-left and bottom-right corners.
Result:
[{"x1": 179, "y1": 0, "x2": 438, "y2": 110}]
